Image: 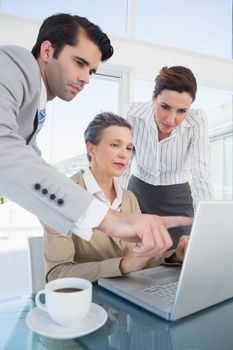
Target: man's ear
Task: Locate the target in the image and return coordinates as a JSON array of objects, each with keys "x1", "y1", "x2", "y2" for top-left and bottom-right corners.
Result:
[{"x1": 39, "y1": 41, "x2": 54, "y2": 63}]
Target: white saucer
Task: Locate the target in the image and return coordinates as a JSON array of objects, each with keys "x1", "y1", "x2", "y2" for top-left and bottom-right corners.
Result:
[{"x1": 26, "y1": 303, "x2": 108, "y2": 339}]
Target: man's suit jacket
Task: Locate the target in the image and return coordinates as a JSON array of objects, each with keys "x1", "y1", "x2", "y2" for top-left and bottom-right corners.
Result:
[{"x1": 0, "y1": 45, "x2": 93, "y2": 234}]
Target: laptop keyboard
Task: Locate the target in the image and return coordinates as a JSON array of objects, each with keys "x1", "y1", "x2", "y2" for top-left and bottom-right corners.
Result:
[{"x1": 143, "y1": 281, "x2": 178, "y2": 303}]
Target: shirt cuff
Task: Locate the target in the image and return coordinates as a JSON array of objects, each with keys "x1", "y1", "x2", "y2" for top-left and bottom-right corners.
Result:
[{"x1": 71, "y1": 198, "x2": 109, "y2": 241}]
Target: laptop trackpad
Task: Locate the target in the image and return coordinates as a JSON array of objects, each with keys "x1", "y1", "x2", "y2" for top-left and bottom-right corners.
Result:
[{"x1": 129, "y1": 266, "x2": 181, "y2": 285}]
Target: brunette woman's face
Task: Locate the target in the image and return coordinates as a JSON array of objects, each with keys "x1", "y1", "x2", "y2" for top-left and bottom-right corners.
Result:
[{"x1": 153, "y1": 89, "x2": 193, "y2": 139}]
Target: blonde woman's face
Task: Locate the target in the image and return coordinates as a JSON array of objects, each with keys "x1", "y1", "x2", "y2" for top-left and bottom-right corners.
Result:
[
  {"x1": 87, "y1": 126, "x2": 133, "y2": 178},
  {"x1": 153, "y1": 89, "x2": 193, "y2": 139}
]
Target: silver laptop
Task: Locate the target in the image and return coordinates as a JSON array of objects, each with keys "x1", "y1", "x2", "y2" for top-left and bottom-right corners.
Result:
[{"x1": 98, "y1": 201, "x2": 233, "y2": 321}]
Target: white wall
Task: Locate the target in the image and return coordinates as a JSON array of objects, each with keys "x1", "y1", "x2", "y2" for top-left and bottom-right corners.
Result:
[
  {"x1": 111, "y1": 36, "x2": 233, "y2": 92},
  {"x1": 1, "y1": 12, "x2": 233, "y2": 92},
  {"x1": 0, "y1": 13, "x2": 39, "y2": 49}
]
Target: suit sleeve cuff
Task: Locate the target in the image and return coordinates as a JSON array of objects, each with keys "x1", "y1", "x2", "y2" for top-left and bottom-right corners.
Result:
[{"x1": 71, "y1": 198, "x2": 109, "y2": 241}]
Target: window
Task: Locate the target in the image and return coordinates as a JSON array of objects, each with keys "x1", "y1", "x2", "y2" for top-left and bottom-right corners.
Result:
[
  {"x1": 133, "y1": 76, "x2": 154, "y2": 102},
  {"x1": 224, "y1": 135, "x2": 233, "y2": 199},
  {"x1": 0, "y1": 0, "x2": 128, "y2": 36},
  {"x1": 136, "y1": 0, "x2": 232, "y2": 59},
  {"x1": 193, "y1": 87, "x2": 233, "y2": 199}
]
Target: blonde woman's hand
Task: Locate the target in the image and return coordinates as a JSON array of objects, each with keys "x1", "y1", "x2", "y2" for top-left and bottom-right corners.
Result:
[
  {"x1": 119, "y1": 247, "x2": 151, "y2": 274},
  {"x1": 175, "y1": 235, "x2": 189, "y2": 262}
]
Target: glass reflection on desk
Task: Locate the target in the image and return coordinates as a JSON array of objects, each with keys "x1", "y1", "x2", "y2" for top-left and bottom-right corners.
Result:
[{"x1": 1, "y1": 285, "x2": 233, "y2": 350}]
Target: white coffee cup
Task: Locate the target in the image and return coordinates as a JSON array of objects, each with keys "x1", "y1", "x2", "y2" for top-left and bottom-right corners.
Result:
[{"x1": 35, "y1": 277, "x2": 92, "y2": 327}]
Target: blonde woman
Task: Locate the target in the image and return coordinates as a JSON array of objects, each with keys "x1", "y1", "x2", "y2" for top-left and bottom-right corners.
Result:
[{"x1": 44, "y1": 112, "x2": 188, "y2": 282}]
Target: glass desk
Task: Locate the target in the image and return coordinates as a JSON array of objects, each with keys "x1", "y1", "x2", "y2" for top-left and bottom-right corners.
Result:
[{"x1": 1, "y1": 284, "x2": 233, "y2": 350}]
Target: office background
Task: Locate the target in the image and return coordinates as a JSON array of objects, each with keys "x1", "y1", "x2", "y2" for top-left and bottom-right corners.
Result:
[{"x1": 0, "y1": 0, "x2": 232, "y2": 296}]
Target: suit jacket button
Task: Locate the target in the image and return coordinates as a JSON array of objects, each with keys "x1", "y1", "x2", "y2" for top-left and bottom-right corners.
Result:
[
  {"x1": 41, "y1": 188, "x2": 48, "y2": 195},
  {"x1": 49, "y1": 194, "x2": 56, "y2": 200},
  {"x1": 34, "y1": 183, "x2": 41, "y2": 190},
  {"x1": 57, "y1": 198, "x2": 64, "y2": 206}
]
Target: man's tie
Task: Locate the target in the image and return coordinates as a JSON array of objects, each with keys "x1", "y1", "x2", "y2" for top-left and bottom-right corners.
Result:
[{"x1": 36, "y1": 108, "x2": 46, "y2": 134}]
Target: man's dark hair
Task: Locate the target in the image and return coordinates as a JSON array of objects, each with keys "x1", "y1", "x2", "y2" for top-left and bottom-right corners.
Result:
[{"x1": 32, "y1": 13, "x2": 113, "y2": 61}]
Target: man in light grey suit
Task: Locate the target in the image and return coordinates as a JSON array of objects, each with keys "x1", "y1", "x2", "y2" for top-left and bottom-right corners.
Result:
[{"x1": 0, "y1": 14, "x2": 192, "y2": 258}]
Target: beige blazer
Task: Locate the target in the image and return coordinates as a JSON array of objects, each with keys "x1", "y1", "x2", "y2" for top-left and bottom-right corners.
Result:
[{"x1": 44, "y1": 171, "x2": 173, "y2": 282}]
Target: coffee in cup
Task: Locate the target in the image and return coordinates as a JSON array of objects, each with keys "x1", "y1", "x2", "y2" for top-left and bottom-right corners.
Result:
[
  {"x1": 54, "y1": 287, "x2": 83, "y2": 293},
  {"x1": 35, "y1": 277, "x2": 92, "y2": 327}
]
